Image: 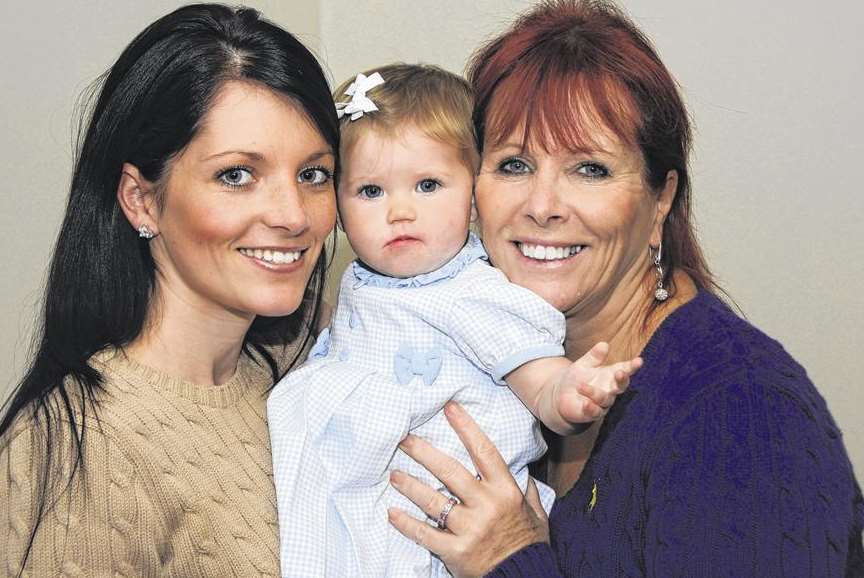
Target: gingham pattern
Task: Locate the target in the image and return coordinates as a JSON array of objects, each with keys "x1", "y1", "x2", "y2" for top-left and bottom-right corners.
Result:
[{"x1": 268, "y1": 239, "x2": 563, "y2": 578}]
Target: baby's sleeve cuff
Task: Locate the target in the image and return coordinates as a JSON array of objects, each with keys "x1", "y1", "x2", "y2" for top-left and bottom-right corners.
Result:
[{"x1": 492, "y1": 344, "x2": 565, "y2": 385}]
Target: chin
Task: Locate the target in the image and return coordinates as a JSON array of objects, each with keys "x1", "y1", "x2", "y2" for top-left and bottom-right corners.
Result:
[
  {"x1": 532, "y1": 291, "x2": 570, "y2": 312},
  {"x1": 511, "y1": 276, "x2": 574, "y2": 312},
  {"x1": 247, "y1": 293, "x2": 308, "y2": 319}
]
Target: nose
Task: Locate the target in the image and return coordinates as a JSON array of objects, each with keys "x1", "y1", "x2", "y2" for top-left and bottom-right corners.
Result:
[
  {"x1": 263, "y1": 184, "x2": 310, "y2": 234},
  {"x1": 523, "y1": 174, "x2": 566, "y2": 227},
  {"x1": 386, "y1": 192, "x2": 416, "y2": 224}
]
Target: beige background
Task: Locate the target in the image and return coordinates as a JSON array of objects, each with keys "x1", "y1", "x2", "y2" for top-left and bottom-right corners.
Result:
[{"x1": 2, "y1": 1, "x2": 862, "y2": 478}]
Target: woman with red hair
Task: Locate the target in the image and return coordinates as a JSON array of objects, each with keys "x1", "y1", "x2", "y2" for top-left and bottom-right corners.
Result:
[{"x1": 387, "y1": 1, "x2": 864, "y2": 575}]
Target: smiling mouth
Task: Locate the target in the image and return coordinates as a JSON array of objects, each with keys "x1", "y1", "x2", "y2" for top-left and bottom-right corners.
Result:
[
  {"x1": 515, "y1": 242, "x2": 585, "y2": 261},
  {"x1": 238, "y1": 247, "x2": 305, "y2": 265}
]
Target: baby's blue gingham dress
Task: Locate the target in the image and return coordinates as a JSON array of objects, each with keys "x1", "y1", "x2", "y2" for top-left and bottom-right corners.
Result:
[{"x1": 268, "y1": 234, "x2": 563, "y2": 578}]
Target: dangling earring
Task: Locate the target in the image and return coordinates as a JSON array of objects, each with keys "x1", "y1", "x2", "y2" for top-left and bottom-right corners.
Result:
[
  {"x1": 138, "y1": 224, "x2": 155, "y2": 239},
  {"x1": 651, "y1": 242, "x2": 669, "y2": 302}
]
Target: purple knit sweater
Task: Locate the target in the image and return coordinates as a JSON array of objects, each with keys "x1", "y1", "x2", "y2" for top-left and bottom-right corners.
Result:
[{"x1": 489, "y1": 291, "x2": 864, "y2": 577}]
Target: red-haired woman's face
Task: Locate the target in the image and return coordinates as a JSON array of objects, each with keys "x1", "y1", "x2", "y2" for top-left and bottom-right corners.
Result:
[{"x1": 475, "y1": 128, "x2": 673, "y2": 318}]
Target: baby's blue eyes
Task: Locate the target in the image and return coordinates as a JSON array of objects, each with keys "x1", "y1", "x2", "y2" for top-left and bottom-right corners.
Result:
[
  {"x1": 358, "y1": 184, "x2": 384, "y2": 199},
  {"x1": 357, "y1": 179, "x2": 442, "y2": 199},
  {"x1": 416, "y1": 179, "x2": 441, "y2": 194},
  {"x1": 218, "y1": 166, "x2": 254, "y2": 187}
]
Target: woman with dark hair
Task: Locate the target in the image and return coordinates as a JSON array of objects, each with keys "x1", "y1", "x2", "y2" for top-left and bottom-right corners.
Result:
[
  {"x1": 388, "y1": 1, "x2": 864, "y2": 576},
  {"x1": 0, "y1": 4, "x2": 337, "y2": 575}
]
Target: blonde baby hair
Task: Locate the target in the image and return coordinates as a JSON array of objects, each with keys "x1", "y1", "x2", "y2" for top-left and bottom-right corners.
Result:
[{"x1": 333, "y1": 63, "x2": 479, "y2": 173}]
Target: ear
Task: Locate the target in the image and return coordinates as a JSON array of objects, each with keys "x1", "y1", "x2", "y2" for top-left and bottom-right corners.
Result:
[
  {"x1": 649, "y1": 170, "x2": 678, "y2": 247},
  {"x1": 117, "y1": 163, "x2": 159, "y2": 236}
]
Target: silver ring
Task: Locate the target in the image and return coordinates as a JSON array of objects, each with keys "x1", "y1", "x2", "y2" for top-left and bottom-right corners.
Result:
[{"x1": 435, "y1": 496, "x2": 459, "y2": 530}]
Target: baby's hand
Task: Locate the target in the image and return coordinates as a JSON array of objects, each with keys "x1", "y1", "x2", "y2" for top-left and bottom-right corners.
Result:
[{"x1": 557, "y1": 342, "x2": 642, "y2": 426}]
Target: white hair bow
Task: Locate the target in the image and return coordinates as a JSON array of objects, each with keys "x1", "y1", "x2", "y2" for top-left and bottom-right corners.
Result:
[{"x1": 336, "y1": 72, "x2": 386, "y2": 121}]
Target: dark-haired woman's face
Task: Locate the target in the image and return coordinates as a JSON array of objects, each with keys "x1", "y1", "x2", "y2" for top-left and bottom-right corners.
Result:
[
  {"x1": 475, "y1": 128, "x2": 672, "y2": 318},
  {"x1": 148, "y1": 81, "x2": 336, "y2": 321}
]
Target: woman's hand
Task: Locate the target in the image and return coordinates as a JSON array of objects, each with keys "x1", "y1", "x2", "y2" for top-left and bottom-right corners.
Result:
[{"x1": 388, "y1": 402, "x2": 549, "y2": 578}]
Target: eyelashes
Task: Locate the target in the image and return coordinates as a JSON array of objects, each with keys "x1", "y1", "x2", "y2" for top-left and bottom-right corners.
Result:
[
  {"x1": 492, "y1": 156, "x2": 611, "y2": 180},
  {"x1": 297, "y1": 165, "x2": 334, "y2": 186},
  {"x1": 574, "y1": 162, "x2": 610, "y2": 179},
  {"x1": 416, "y1": 178, "x2": 442, "y2": 194},
  {"x1": 355, "y1": 178, "x2": 444, "y2": 200},
  {"x1": 215, "y1": 164, "x2": 334, "y2": 190},
  {"x1": 357, "y1": 184, "x2": 384, "y2": 199},
  {"x1": 217, "y1": 166, "x2": 254, "y2": 188},
  {"x1": 496, "y1": 157, "x2": 532, "y2": 176}
]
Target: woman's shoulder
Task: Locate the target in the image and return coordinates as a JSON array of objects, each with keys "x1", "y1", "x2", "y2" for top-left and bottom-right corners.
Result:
[
  {"x1": 0, "y1": 389, "x2": 146, "y2": 519},
  {"x1": 0, "y1": 388, "x2": 168, "y2": 576},
  {"x1": 608, "y1": 294, "x2": 860, "y2": 528},
  {"x1": 633, "y1": 290, "x2": 838, "y2": 442},
  {"x1": 0, "y1": 374, "x2": 144, "y2": 461},
  {"x1": 647, "y1": 290, "x2": 808, "y2": 388}
]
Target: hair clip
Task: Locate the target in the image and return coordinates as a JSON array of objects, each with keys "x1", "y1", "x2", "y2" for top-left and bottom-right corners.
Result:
[{"x1": 336, "y1": 72, "x2": 385, "y2": 121}]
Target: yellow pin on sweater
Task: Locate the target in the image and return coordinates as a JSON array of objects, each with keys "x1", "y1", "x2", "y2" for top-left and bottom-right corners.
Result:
[{"x1": 588, "y1": 480, "x2": 598, "y2": 512}]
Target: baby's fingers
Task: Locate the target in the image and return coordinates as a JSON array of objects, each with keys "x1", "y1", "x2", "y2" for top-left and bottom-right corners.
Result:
[
  {"x1": 610, "y1": 357, "x2": 642, "y2": 388},
  {"x1": 618, "y1": 356, "x2": 643, "y2": 377},
  {"x1": 577, "y1": 342, "x2": 610, "y2": 369},
  {"x1": 577, "y1": 381, "x2": 618, "y2": 409},
  {"x1": 560, "y1": 388, "x2": 607, "y2": 424}
]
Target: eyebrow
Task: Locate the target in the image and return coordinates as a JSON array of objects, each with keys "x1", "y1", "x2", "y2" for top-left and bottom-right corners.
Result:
[
  {"x1": 341, "y1": 166, "x2": 459, "y2": 187},
  {"x1": 201, "y1": 149, "x2": 335, "y2": 164},
  {"x1": 301, "y1": 150, "x2": 336, "y2": 165},
  {"x1": 495, "y1": 141, "x2": 524, "y2": 150},
  {"x1": 202, "y1": 150, "x2": 265, "y2": 162},
  {"x1": 486, "y1": 141, "x2": 528, "y2": 154},
  {"x1": 488, "y1": 141, "x2": 612, "y2": 157}
]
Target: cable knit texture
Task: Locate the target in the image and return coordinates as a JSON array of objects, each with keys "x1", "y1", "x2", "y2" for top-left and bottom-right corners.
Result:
[
  {"x1": 1, "y1": 347, "x2": 287, "y2": 577},
  {"x1": 489, "y1": 291, "x2": 864, "y2": 577}
]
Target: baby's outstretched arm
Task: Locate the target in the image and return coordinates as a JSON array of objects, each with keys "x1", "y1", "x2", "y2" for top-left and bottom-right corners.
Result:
[{"x1": 505, "y1": 343, "x2": 642, "y2": 435}]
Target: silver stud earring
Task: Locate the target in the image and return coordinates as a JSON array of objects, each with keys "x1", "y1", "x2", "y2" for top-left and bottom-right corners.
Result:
[
  {"x1": 651, "y1": 242, "x2": 669, "y2": 302},
  {"x1": 138, "y1": 224, "x2": 155, "y2": 239}
]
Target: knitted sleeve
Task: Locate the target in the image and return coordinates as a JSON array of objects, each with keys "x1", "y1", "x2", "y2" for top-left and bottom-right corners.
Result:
[
  {"x1": 1, "y1": 415, "x2": 163, "y2": 577},
  {"x1": 643, "y1": 376, "x2": 857, "y2": 578},
  {"x1": 485, "y1": 542, "x2": 565, "y2": 577}
]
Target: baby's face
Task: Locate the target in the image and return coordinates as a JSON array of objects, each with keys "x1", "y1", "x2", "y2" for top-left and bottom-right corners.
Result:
[{"x1": 338, "y1": 125, "x2": 473, "y2": 278}]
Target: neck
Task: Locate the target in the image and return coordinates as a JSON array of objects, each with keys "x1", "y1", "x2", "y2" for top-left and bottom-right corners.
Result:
[
  {"x1": 563, "y1": 270, "x2": 697, "y2": 362},
  {"x1": 125, "y1": 282, "x2": 254, "y2": 386}
]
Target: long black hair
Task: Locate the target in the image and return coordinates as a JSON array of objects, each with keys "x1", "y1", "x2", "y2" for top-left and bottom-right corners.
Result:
[{"x1": 0, "y1": 4, "x2": 337, "y2": 571}]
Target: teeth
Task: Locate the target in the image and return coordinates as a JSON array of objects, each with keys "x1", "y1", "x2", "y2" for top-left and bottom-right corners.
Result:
[
  {"x1": 239, "y1": 248, "x2": 302, "y2": 264},
  {"x1": 518, "y1": 243, "x2": 584, "y2": 261}
]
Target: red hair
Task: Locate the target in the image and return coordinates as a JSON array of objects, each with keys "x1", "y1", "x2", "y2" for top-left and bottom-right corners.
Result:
[{"x1": 468, "y1": 0, "x2": 720, "y2": 303}]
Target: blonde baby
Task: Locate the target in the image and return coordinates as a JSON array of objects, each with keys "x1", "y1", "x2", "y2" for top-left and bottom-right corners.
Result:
[{"x1": 268, "y1": 64, "x2": 640, "y2": 578}]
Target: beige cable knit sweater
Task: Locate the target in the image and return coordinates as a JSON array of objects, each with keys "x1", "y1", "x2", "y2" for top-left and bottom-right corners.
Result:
[{"x1": 1, "y1": 348, "x2": 287, "y2": 577}]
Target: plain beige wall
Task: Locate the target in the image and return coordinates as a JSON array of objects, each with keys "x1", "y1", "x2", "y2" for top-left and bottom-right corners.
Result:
[{"x1": 2, "y1": 1, "x2": 862, "y2": 481}]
